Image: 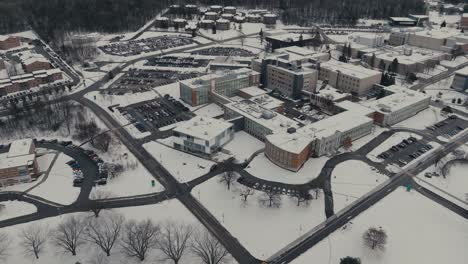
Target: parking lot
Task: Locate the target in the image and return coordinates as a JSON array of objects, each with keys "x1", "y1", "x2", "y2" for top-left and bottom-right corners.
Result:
[
  {"x1": 190, "y1": 47, "x2": 255, "y2": 57},
  {"x1": 109, "y1": 69, "x2": 204, "y2": 94},
  {"x1": 376, "y1": 136, "x2": 433, "y2": 167},
  {"x1": 99, "y1": 36, "x2": 194, "y2": 56},
  {"x1": 145, "y1": 56, "x2": 210, "y2": 68},
  {"x1": 120, "y1": 95, "x2": 193, "y2": 132},
  {"x1": 426, "y1": 115, "x2": 468, "y2": 139}
]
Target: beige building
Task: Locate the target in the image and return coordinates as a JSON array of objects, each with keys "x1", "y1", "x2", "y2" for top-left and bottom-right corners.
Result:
[
  {"x1": 267, "y1": 64, "x2": 318, "y2": 98},
  {"x1": 318, "y1": 60, "x2": 382, "y2": 96},
  {"x1": 0, "y1": 139, "x2": 38, "y2": 186}
]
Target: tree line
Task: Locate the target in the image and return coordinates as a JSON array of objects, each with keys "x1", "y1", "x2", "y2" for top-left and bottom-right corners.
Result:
[{"x1": 0, "y1": 211, "x2": 231, "y2": 264}]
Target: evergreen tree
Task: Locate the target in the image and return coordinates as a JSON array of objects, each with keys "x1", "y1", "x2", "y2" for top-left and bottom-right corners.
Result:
[
  {"x1": 440, "y1": 20, "x2": 447, "y2": 28},
  {"x1": 340, "y1": 256, "x2": 361, "y2": 264},
  {"x1": 370, "y1": 53, "x2": 376, "y2": 68},
  {"x1": 379, "y1": 60, "x2": 386, "y2": 71},
  {"x1": 389, "y1": 58, "x2": 399, "y2": 73},
  {"x1": 347, "y1": 43, "x2": 352, "y2": 58}
]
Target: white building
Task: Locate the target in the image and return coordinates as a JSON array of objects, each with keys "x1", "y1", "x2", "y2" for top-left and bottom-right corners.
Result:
[
  {"x1": 173, "y1": 116, "x2": 234, "y2": 155},
  {"x1": 353, "y1": 34, "x2": 385, "y2": 48},
  {"x1": 319, "y1": 60, "x2": 382, "y2": 96},
  {"x1": 452, "y1": 67, "x2": 468, "y2": 91},
  {"x1": 364, "y1": 85, "x2": 431, "y2": 126},
  {"x1": 0, "y1": 139, "x2": 38, "y2": 186}
]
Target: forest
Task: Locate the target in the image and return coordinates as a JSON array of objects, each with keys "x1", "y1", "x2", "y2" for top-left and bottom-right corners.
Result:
[{"x1": 0, "y1": 0, "x2": 427, "y2": 41}]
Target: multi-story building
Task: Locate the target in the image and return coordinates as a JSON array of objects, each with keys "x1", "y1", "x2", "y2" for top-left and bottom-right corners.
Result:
[
  {"x1": 263, "y1": 14, "x2": 278, "y2": 25},
  {"x1": 0, "y1": 68, "x2": 63, "y2": 96},
  {"x1": 309, "y1": 85, "x2": 352, "y2": 112},
  {"x1": 179, "y1": 68, "x2": 260, "y2": 106},
  {"x1": 173, "y1": 116, "x2": 234, "y2": 155},
  {"x1": 364, "y1": 85, "x2": 431, "y2": 126},
  {"x1": 452, "y1": 67, "x2": 468, "y2": 91},
  {"x1": 19, "y1": 52, "x2": 52, "y2": 73},
  {"x1": 0, "y1": 35, "x2": 21, "y2": 50},
  {"x1": 462, "y1": 14, "x2": 468, "y2": 30},
  {"x1": 223, "y1": 6, "x2": 237, "y2": 14},
  {"x1": 318, "y1": 60, "x2": 382, "y2": 96},
  {"x1": 266, "y1": 63, "x2": 318, "y2": 99},
  {"x1": 265, "y1": 32, "x2": 316, "y2": 51},
  {"x1": 354, "y1": 34, "x2": 385, "y2": 48},
  {"x1": 0, "y1": 139, "x2": 38, "y2": 186},
  {"x1": 406, "y1": 30, "x2": 459, "y2": 52},
  {"x1": 216, "y1": 19, "x2": 230, "y2": 30}
]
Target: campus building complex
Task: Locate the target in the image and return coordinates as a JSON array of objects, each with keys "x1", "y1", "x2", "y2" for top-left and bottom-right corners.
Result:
[
  {"x1": 452, "y1": 67, "x2": 468, "y2": 91},
  {"x1": 0, "y1": 139, "x2": 38, "y2": 186},
  {"x1": 173, "y1": 116, "x2": 234, "y2": 155},
  {"x1": 0, "y1": 68, "x2": 63, "y2": 96},
  {"x1": 179, "y1": 68, "x2": 260, "y2": 106}
]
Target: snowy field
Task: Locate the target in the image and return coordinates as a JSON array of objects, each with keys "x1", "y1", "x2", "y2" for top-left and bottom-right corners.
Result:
[
  {"x1": 331, "y1": 160, "x2": 388, "y2": 211},
  {"x1": 291, "y1": 187, "x2": 468, "y2": 264},
  {"x1": 36, "y1": 151, "x2": 58, "y2": 173},
  {"x1": 0, "y1": 200, "x2": 230, "y2": 264},
  {"x1": 29, "y1": 153, "x2": 80, "y2": 205},
  {"x1": 144, "y1": 141, "x2": 215, "y2": 183},
  {"x1": 221, "y1": 131, "x2": 264, "y2": 162},
  {"x1": 367, "y1": 132, "x2": 423, "y2": 162},
  {"x1": 393, "y1": 106, "x2": 444, "y2": 130},
  {"x1": 246, "y1": 153, "x2": 328, "y2": 184},
  {"x1": 193, "y1": 177, "x2": 325, "y2": 259},
  {"x1": 0, "y1": 201, "x2": 37, "y2": 221}
]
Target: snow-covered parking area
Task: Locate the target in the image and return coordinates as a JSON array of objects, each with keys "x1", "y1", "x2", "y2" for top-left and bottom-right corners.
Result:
[
  {"x1": 291, "y1": 187, "x2": 468, "y2": 264},
  {"x1": 29, "y1": 153, "x2": 80, "y2": 205},
  {"x1": 0, "y1": 201, "x2": 37, "y2": 221},
  {"x1": 367, "y1": 133, "x2": 423, "y2": 162},
  {"x1": 193, "y1": 177, "x2": 325, "y2": 259},
  {"x1": 331, "y1": 160, "x2": 388, "y2": 212},
  {"x1": 144, "y1": 141, "x2": 215, "y2": 183},
  {"x1": 246, "y1": 153, "x2": 328, "y2": 184},
  {"x1": 393, "y1": 106, "x2": 445, "y2": 130}
]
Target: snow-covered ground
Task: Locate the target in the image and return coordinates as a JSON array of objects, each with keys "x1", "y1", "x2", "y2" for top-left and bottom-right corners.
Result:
[
  {"x1": 36, "y1": 151, "x2": 58, "y2": 173},
  {"x1": 144, "y1": 141, "x2": 215, "y2": 183},
  {"x1": 0, "y1": 201, "x2": 37, "y2": 221},
  {"x1": 246, "y1": 153, "x2": 328, "y2": 184},
  {"x1": 29, "y1": 153, "x2": 80, "y2": 205},
  {"x1": 331, "y1": 160, "x2": 388, "y2": 211},
  {"x1": 367, "y1": 133, "x2": 423, "y2": 162},
  {"x1": 0, "y1": 199, "x2": 227, "y2": 264},
  {"x1": 393, "y1": 106, "x2": 444, "y2": 130},
  {"x1": 221, "y1": 131, "x2": 264, "y2": 162},
  {"x1": 291, "y1": 187, "x2": 468, "y2": 264},
  {"x1": 193, "y1": 177, "x2": 325, "y2": 259}
]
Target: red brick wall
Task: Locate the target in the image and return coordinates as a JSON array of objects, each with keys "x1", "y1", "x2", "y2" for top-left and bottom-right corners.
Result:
[
  {"x1": 25, "y1": 61, "x2": 51, "y2": 73},
  {"x1": 0, "y1": 37, "x2": 21, "y2": 50}
]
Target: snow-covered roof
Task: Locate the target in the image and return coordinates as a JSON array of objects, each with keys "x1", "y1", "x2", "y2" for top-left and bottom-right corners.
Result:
[
  {"x1": 455, "y1": 66, "x2": 468, "y2": 77},
  {"x1": 250, "y1": 94, "x2": 284, "y2": 110},
  {"x1": 372, "y1": 46, "x2": 444, "y2": 66},
  {"x1": 266, "y1": 132, "x2": 312, "y2": 154},
  {"x1": 216, "y1": 19, "x2": 230, "y2": 23},
  {"x1": 239, "y1": 86, "x2": 268, "y2": 97},
  {"x1": 18, "y1": 51, "x2": 50, "y2": 65},
  {"x1": 224, "y1": 6, "x2": 236, "y2": 10},
  {"x1": 390, "y1": 17, "x2": 416, "y2": 22},
  {"x1": 463, "y1": 13, "x2": 468, "y2": 18},
  {"x1": 363, "y1": 85, "x2": 430, "y2": 113},
  {"x1": 263, "y1": 13, "x2": 278, "y2": 18},
  {"x1": 7, "y1": 139, "x2": 34, "y2": 158},
  {"x1": 275, "y1": 46, "x2": 317, "y2": 57},
  {"x1": 265, "y1": 32, "x2": 312, "y2": 42},
  {"x1": 315, "y1": 86, "x2": 351, "y2": 102},
  {"x1": 0, "y1": 35, "x2": 17, "y2": 42},
  {"x1": 173, "y1": 116, "x2": 233, "y2": 141},
  {"x1": 0, "y1": 153, "x2": 35, "y2": 170},
  {"x1": 201, "y1": 19, "x2": 214, "y2": 23},
  {"x1": 205, "y1": 12, "x2": 218, "y2": 16},
  {"x1": 320, "y1": 60, "x2": 381, "y2": 79},
  {"x1": 412, "y1": 29, "x2": 458, "y2": 40}
]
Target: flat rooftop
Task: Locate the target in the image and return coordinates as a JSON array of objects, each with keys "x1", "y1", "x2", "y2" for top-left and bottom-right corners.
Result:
[
  {"x1": 239, "y1": 86, "x2": 268, "y2": 97},
  {"x1": 363, "y1": 85, "x2": 430, "y2": 113},
  {"x1": 266, "y1": 132, "x2": 312, "y2": 154},
  {"x1": 315, "y1": 85, "x2": 351, "y2": 102},
  {"x1": 320, "y1": 60, "x2": 381, "y2": 79},
  {"x1": 412, "y1": 29, "x2": 458, "y2": 40},
  {"x1": 390, "y1": 17, "x2": 416, "y2": 22},
  {"x1": 455, "y1": 66, "x2": 468, "y2": 77},
  {"x1": 7, "y1": 138, "x2": 34, "y2": 158},
  {"x1": 173, "y1": 116, "x2": 233, "y2": 141},
  {"x1": 373, "y1": 46, "x2": 444, "y2": 65},
  {"x1": 0, "y1": 153, "x2": 35, "y2": 170}
]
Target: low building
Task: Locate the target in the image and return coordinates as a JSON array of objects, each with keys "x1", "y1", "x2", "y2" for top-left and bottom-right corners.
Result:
[
  {"x1": 0, "y1": 68, "x2": 63, "y2": 96},
  {"x1": 407, "y1": 29, "x2": 458, "y2": 52},
  {"x1": 246, "y1": 14, "x2": 262, "y2": 23},
  {"x1": 452, "y1": 67, "x2": 468, "y2": 91},
  {"x1": 209, "y1": 5, "x2": 223, "y2": 12},
  {"x1": 389, "y1": 31, "x2": 409, "y2": 46},
  {"x1": 221, "y1": 13, "x2": 234, "y2": 21},
  {"x1": 408, "y1": 14, "x2": 429, "y2": 26},
  {"x1": 209, "y1": 56, "x2": 250, "y2": 71},
  {"x1": 173, "y1": 116, "x2": 234, "y2": 155},
  {"x1": 239, "y1": 86, "x2": 268, "y2": 99},
  {"x1": 234, "y1": 16, "x2": 245, "y2": 23},
  {"x1": 263, "y1": 13, "x2": 278, "y2": 25},
  {"x1": 462, "y1": 14, "x2": 468, "y2": 30},
  {"x1": 200, "y1": 20, "x2": 215, "y2": 29},
  {"x1": 318, "y1": 60, "x2": 382, "y2": 96},
  {"x1": 353, "y1": 34, "x2": 385, "y2": 48},
  {"x1": 0, "y1": 139, "x2": 38, "y2": 186},
  {"x1": 155, "y1": 17, "x2": 169, "y2": 28},
  {"x1": 180, "y1": 68, "x2": 260, "y2": 106},
  {"x1": 309, "y1": 85, "x2": 352, "y2": 112},
  {"x1": 204, "y1": 12, "x2": 218, "y2": 21},
  {"x1": 173, "y1": 19, "x2": 187, "y2": 29},
  {"x1": 364, "y1": 85, "x2": 431, "y2": 126},
  {"x1": 265, "y1": 32, "x2": 316, "y2": 51},
  {"x1": 0, "y1": 35, "x2": 21, "y2": 50},
  {"x1": 389, "y1": 17, "x2": 417, "y2": 27},
  {"x1": 223, "y1": 6, "x2": 237, "y2": 14},
  {"x1": 19, "y1": 52, "x2": 51, "y2": 73},
  {"x1": 216, "y1": 19, "x2": 230, "y2": 30}
]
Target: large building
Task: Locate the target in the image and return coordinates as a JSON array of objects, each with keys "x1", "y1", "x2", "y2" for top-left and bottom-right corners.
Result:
[
  {"x1": 179, "y1": 68, "x2": 260, "y2": 106},
  {"x1": 318, "y1": 60, "x2": 382, "y2": 96},
  {"x1": 265, "y1": 32, "x2": 316, "y2": 51},
  {"x1": 0, "y1": 139, "x2": 38, "y2": 186},
  {"x1": 0, "y1": 35, "x2": 21, "y2": 50},
  {"x1": 452, "y1": 67, "x2": 468, "y2": 91},
  {"x1": 389, "y1": 17, "x2": 417, "y2": 27},
  {"x1": 0, "y1": 68, "x2": 63, "y2": 96},
  {"x1": 364, "y1": 85, "x2": 431, "y2": 126},
  {"x1": 406, "y1": 30, "x2": 459, "y2": 52},
  {"x1": 18, "y1": 52, "x2": 52, "y2": 73},
  {"x1": 173, "y1": 116, "x2": 234, "y2": 155}
]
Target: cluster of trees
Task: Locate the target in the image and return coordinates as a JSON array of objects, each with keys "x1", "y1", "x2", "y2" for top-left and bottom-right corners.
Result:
[{"x1": 0, "y1": 211, "x2": 231, "y2": 264}]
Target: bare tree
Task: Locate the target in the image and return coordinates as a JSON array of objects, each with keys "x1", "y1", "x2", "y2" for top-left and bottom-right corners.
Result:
[
  {"x1": 89, "y1": 189, "x2": 112, "y2": 217},
  {"x1": 258, "y1": 190, "x2": 282, "y2": 208},
  {"x1": 157, "y1": 221, "x2": 194, "y2": 264},
  {"x1": 0, "y1": 232, "x2": 11, "y2": 262},
  {"x1": 363, "y1": 227, "x2": 387, "y2": 251},
  {"x1": 20, "y1": 224, "x2": 48, "y2": 259},
  {"x1": 93, "y1": 133, "x2": 112, "y2": 152},
  {"x1": 219, "y1": 171, "x2": 237, "y2": 190},
  {"x1": 53, "y1": 215, "x2": 87, "y2": 255},
  {"x1": 120, "y1": 219, "x2": 160, "y2": 261},
  {"x1": 238, "y1": 186, "x2": 255, "y2": 203},
  {"x1": 191, "y1": 229, "x2": 230, "y2": 264},
  {"x1": 85, "y1": 212, "x2": 124, "y2": 256},
  {"x1": 293, "y1": 195, "x2": 311, "y2": 207}
]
